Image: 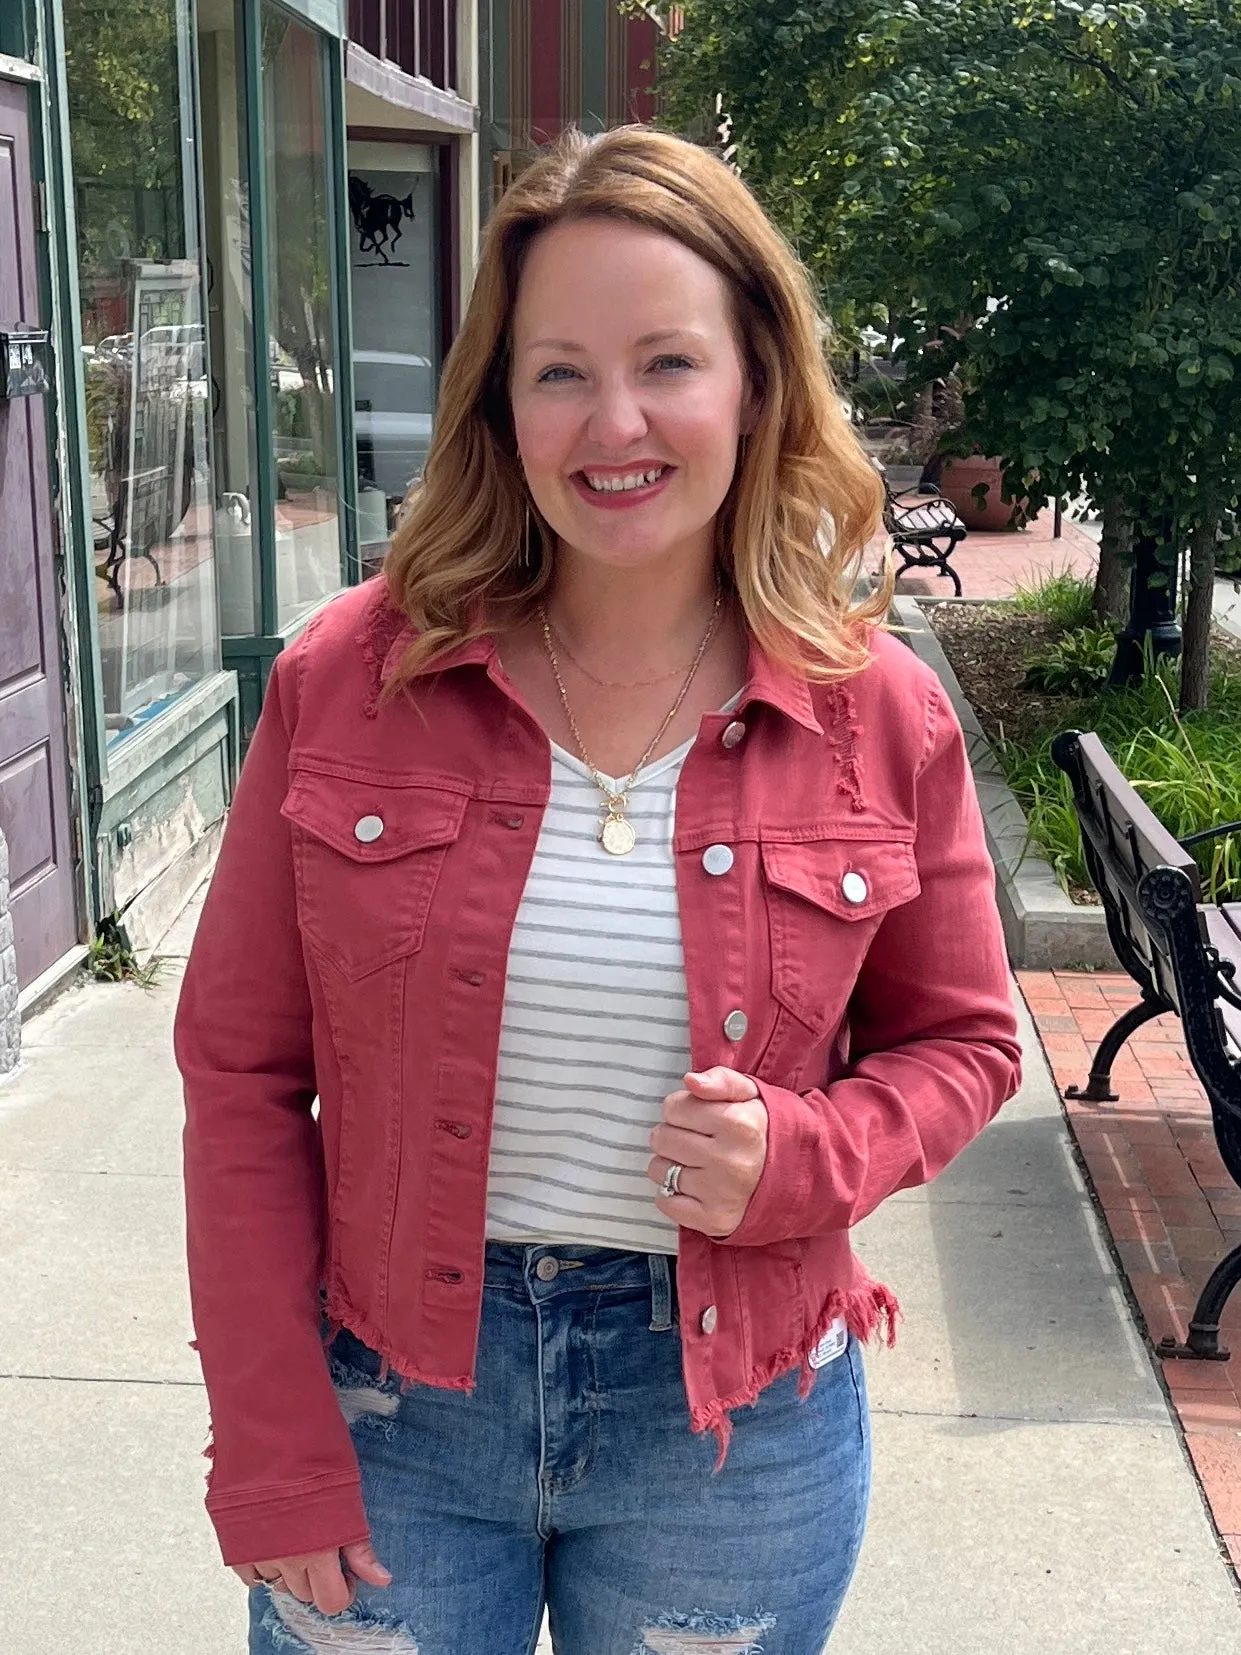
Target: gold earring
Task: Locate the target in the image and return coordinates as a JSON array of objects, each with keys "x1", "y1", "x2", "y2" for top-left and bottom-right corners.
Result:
[{"x1": 523, "y1": 504, "x2": 533, "y2": 571}]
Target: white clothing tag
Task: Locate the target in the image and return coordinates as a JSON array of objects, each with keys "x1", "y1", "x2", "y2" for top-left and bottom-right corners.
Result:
[{"x1": 808, "y1": 1317, "x2": 849, "y2": 1370}]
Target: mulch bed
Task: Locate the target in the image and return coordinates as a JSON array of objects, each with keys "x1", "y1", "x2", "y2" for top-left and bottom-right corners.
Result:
[
  {"x1": 928, "y1": 601, "x2": 1241, "y2": 749},
  {"x1": 927, "y1": 602, "x2": 1089, "y2": 749}
]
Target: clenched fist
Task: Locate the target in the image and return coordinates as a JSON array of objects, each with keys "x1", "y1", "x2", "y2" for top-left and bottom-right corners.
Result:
[{"x1": 647, "y1": 1066, "x2": 768, "y2": 1238}]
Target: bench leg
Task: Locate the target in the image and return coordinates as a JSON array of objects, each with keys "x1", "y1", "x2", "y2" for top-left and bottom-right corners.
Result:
[
  {"x1": 1064, "y1": 994, "x2": 1164, "y2": 1102},
  {"x1": 1156, "y1": 1241, "x2": 1241, "y2": 1362}
]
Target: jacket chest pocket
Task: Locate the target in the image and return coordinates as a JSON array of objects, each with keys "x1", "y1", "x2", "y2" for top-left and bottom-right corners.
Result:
[
  {"x1": 761, "y1": 836, "x2": 920, "y2": 1033},
  {"x1": 282, "y1": 772, "x2": 468, "y2": 981}
]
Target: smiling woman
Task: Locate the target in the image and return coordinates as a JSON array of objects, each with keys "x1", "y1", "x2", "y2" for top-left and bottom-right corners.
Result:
[
  {"x1": 384, "y1": 126, "x2": 889, "y2": 689},
  {"x1": 178, "y1": 124, "x2": 1021, "y2": 1655}
]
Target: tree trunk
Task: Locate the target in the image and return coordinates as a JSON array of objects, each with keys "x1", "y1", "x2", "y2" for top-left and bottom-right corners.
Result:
[
  {"x1": 1180, "y1": 513, "x2": 1218, "y2": 711},
  {"x1": 1093, "y1": 495, "x2": 1132, "y2": 627},
  {"x1": 910, "y1": 383, "x2": 937, "y2": 463}
]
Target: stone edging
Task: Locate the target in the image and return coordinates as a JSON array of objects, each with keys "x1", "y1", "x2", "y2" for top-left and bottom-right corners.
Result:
[{"x1": 892, "y1": 596, "x2": 1117, "y2": 970}]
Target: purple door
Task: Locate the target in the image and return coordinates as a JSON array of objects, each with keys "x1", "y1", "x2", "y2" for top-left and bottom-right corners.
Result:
[{"x1": 0, "y1": 76, "x2": 79, "y2": 990}]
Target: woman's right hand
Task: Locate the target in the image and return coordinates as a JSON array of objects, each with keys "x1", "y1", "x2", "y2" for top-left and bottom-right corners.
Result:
[{"x1": 233, "y1": 1540, "x2": 392, "y2": 1615}]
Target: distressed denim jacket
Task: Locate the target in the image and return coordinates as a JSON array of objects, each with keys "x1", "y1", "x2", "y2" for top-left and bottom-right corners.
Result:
[{"x1": 176, "y1": 580, "x2": 1021, "y2": 1566}]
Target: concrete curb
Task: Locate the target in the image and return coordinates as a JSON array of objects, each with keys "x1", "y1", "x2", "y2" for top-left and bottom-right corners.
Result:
[{"x1": 892, "y1": 596, "x2": 1117, "y2": 970}]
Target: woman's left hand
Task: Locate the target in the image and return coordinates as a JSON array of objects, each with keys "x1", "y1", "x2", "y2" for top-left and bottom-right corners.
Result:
[{"x1": 648, "y1": 1066, "x2": 769, "y2": 1238}]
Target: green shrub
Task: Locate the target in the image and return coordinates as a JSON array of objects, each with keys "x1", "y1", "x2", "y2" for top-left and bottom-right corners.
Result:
[
  {"x1": 1010, "y1": 569, "x2": 1096, "y2": 634},
  {"x1": 1023, "y1": 626, "x2": 1117, "y2": 696},
  {"x1": 995, "y1": 659, "x2": 1241, "y2": 902}
]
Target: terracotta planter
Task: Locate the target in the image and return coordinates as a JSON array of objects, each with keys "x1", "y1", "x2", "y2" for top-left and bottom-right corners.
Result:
[{"x1": 938, "y1": 454, "x2": 1019, "y2": 531}]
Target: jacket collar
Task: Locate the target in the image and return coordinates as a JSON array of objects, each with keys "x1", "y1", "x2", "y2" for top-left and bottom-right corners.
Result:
[{"x1": 372, "y1": 597, "x2": 823, "y2": 736}]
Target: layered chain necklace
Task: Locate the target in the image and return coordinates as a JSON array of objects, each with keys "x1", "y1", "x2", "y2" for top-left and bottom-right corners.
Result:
[{"x1": 538, "y1": 591, "x2": 724, "y2": 856}]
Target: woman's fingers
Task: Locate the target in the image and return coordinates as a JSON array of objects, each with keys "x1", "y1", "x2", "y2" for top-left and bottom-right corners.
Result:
[
  {"x1": 649, "y1": 1120, "x2": 711, "y2": 1165},
  {"x1": 683, "y1": 1066, "x2": 759, "y2": 1103},
  {"x1": 280, "y1": 1561, "x2": 318, "y2": 1605},
  {"x1": 342, "y1": 1540, "x2": 393, "y2": 1588},
  {"x1": 233, "y1": 1544, "x2": 389, "y2": 1614},
  {"x1": 304, "y1": 1556, "x2": 353, "y2": 1616}
]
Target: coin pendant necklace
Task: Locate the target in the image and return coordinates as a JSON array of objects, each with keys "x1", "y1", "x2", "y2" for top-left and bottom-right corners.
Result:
[{"x1": 538, "y1": 591, "x2": 723, "y2": 856}]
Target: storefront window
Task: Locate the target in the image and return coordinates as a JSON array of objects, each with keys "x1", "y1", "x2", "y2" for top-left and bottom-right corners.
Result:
[
  {"x1": 65, "y1": 0, "x2": 219, "y2": 740},
  {"x1": 198, "y1": 0, "x2": 262, "y2": 637},
  {"x1": 347, "y1": 142, "x2": 440, "y2": 567},
  {"x1": 262, "y1": 6, "x2": 342, "y2": 630}
]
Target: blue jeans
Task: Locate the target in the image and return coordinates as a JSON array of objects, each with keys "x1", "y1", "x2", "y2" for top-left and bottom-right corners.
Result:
[{"x1": 249, "y1": 1244, "x2": 871, "y2": 1654}]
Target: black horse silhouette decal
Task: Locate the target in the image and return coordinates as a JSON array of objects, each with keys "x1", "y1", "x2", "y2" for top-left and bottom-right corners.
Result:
[{"x1": 349, "y1": 176, "x2": 415, "y2": 266}]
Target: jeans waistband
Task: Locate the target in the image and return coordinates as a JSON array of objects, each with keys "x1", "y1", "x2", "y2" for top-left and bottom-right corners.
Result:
[{"x1": 483, "y1": 1243, "x2": 677, "y2": 1333}]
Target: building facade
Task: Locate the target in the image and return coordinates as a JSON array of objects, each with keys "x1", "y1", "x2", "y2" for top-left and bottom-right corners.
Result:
[
  {"x1": 0, "y1": 0, "x2": 480, "y2": 995},
  {"x1": 479, "y1": 0, "x2": 661, "y2": 205}
]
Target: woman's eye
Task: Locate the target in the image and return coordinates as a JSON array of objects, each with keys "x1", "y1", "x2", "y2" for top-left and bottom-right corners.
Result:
[
  {"x1": 537, "y1": 364, "x2": 581, "y2": 384},
  {"x1": 650, "y1": 354, "x2": 694, "y2": 373}
]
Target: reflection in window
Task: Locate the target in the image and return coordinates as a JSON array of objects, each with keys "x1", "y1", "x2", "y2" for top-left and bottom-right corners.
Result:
[
  {"x1": 348, "y1": 143, "x2": 440, "y2": 570},
  {"x1": 66, "y1": 0, "x2": 219, "y2": 739},
  {"x1": 199, "y1": 0, "x2": 261, "y2": 637},
  {"x1": 262, "y1": 7, "x2": 342, "y2": 630}
]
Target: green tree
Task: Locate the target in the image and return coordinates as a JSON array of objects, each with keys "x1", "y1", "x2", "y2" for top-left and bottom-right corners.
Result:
[{"x1": 660, "y1": 0, "x2": 1241, "y2": 708}]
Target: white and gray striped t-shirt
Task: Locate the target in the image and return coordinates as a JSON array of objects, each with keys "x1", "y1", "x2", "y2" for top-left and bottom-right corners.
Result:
[{"x1": 485, "y1": 733, "x2": 704, "y2": 1256}]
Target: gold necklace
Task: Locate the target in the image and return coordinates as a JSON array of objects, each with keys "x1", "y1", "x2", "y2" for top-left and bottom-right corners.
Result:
[
  {"x1": 544, "y1": 618, "x2": 693, "y2": 689},
  {"x1": 538, "y1": 591, "x2": 724, "y2": 856}
]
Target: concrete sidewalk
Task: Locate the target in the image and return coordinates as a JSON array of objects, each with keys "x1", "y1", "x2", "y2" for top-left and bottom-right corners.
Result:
[{"x1": 1, "y1": 928, "x2": 1238, "y2": 1652}]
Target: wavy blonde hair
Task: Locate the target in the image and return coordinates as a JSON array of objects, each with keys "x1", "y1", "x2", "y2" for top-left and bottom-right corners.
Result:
[{"x1": 384, "y1": 126, "x2": 890, "y2": 686}]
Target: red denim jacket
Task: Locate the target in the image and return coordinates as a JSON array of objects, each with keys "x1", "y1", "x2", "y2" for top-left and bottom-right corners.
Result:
[{"x1": 176, "y1": 580, "x2": 1021, "y2": 1566}]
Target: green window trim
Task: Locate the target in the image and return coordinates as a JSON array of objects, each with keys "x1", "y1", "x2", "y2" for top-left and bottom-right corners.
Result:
[{"x1": 242, "y1": 0, "x2": 358, "y2": 638}]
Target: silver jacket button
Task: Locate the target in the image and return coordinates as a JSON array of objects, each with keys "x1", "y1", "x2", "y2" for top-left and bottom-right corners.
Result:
[
  {"x1": 354, "y1": 814, "x2": 385, "y2": 843},
  {"x1": 841, "y1": 871, "x2": 869, "y2": 905},
  {"x1": 535, "y1": 1256, "x2": 560, "y2": 1281},
  {"x1": 723, "y1": 1009, "x2": 748, "y2": 1041},
  {"x1": 700, "y1": 1305, "x2": 719, "y2": 1335},
  {"x1": 702, "y1": 844, "x2": 734, "y2": 877},
  {"x1": 720, "y1": 720, "x2": 746, "y2": 750}
]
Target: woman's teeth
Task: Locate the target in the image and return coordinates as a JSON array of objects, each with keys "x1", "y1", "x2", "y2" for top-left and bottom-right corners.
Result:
[{"x1": 583, "y1": 467, "x2": 666, "y2": 493}]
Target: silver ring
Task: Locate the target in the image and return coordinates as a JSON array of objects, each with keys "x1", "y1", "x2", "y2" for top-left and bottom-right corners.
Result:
[{"x1": 659, "y1": 1162, "x2": 684, "y2": 1199}]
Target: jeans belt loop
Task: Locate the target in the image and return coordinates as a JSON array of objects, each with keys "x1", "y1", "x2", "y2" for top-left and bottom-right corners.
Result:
[{"x1": 648, "y1": 1252, "x2": 673, "y2": 1333}]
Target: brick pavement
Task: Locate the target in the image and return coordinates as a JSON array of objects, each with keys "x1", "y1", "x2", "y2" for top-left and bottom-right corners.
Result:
[{"x1": 1019, "y1": 968, "x2": 1241, "y2": 1574}]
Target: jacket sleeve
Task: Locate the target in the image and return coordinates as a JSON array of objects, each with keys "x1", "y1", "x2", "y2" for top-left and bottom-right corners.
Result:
[
  {"x1": 175, "y1": 645, "x2": 370, "y2": 1567},
  {"x1": 726, "y1": 681, "x2": 1023, "y2": 1248}
]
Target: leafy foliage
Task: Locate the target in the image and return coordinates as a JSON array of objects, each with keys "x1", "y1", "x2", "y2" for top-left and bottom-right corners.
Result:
[
  {"x1": 996, "y1": 663, "x2": 1241, "y2": 901},
  {"x1": 661, "y1": 1, "x2": 1241, "y2": 702},
  {"x1": 954, "y1": 571, "x2": 1241, "y2": 899},
  {"x1": 1022, "y1": 626, "x2": 1118, "y2": 695},
  {"x1": 1009, "y1": 569, "x2": 1097, "y2": 633}
]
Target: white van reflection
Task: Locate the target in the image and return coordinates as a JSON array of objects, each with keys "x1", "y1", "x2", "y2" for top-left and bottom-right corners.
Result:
[{"x1": 352, "y1": 348, "x2": 436, "y2": 502}]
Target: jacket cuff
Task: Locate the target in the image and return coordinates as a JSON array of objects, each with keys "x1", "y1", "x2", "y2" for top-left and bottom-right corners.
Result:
[
  {"x1": 723, "y1": 1078, "x2": 831, "y2": 1248},
  {"x1": 209, "y1": 1473, "x2": 370, "y2": 1569}
]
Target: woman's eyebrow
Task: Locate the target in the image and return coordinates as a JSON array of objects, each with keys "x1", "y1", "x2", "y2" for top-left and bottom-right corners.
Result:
[{"x1": 522, "y1": 327, "x2": 710, "y2": 356}]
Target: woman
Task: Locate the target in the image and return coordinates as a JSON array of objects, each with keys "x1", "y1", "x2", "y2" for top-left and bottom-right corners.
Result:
[{"x1": 177, "y1": 126, "x2": 1021, "y2": 1654}]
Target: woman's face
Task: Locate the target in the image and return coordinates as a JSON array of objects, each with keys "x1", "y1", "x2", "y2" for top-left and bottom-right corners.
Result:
[{"x1": 509, "y1": 217, "x2": 754, "y2": 577}]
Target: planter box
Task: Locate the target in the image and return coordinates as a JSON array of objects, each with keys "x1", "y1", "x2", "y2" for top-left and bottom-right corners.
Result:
[
  {"x1": 893, "y1": 596, "x2": 1117, "y2": 971},
  {"x1": 938, "y1": 455, "x2": 1019, "y2": 531}
]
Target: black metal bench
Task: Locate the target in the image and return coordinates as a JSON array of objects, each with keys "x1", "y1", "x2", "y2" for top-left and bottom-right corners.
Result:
[
  {"x1": 881, "y1": 475, "x2": 967, "y2": 596},
  {"x1": 1052, "y1": 730, "x2": 1241, "y2": 1361}
]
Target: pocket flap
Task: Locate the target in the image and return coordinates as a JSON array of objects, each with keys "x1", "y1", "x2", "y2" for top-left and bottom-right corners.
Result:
[
  {"x1": 282, "y1": 772, "x2": 468, "y2": 863},
  {"x1": 762, "y1": 838, "x2": 919, "y2": 920}
]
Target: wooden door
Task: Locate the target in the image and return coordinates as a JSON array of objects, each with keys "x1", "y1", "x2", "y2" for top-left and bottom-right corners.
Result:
[{"x1": 0, "y1": 75, "x2": 79, "y2": 989}]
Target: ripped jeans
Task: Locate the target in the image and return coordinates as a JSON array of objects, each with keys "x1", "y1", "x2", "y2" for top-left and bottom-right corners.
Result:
[{"x1": 249, "y1": 1244, "x2": 871, "y2": 1655}]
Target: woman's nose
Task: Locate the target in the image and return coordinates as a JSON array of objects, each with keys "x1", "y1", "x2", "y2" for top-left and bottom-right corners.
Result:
[{"x1": 587, "y1": 380, "x2": 649, "y2": 449}]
